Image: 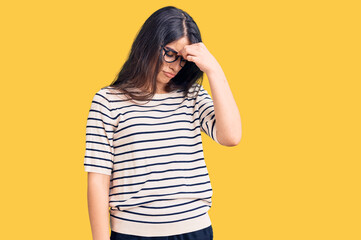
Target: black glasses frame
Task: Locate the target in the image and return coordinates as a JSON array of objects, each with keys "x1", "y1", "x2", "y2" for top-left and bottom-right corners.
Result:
[{"x1": 160, "y1": 44, "x2": 187, "y2": 68}]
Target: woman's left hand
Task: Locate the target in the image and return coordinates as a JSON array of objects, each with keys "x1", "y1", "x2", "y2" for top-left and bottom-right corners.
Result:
[{"x1": 178, "y1": 42, "x2": 221, "y2": 75}]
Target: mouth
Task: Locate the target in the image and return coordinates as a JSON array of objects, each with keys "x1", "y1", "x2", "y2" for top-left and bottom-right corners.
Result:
[{"x1": 163, "y1": 71, "x2": 176, "y2": 78}]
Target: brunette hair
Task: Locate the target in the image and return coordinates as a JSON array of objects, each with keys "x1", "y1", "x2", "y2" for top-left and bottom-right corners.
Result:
[{"x1": 106, "y1": 6, "x2": 204, "y2": 102}]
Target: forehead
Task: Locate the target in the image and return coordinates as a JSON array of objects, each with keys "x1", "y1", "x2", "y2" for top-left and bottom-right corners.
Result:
[{"x1": 165, "y1": 36, "x2": 191, "y2": 52}]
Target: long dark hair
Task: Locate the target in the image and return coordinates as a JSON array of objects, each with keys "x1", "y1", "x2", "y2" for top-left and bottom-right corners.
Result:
[{"x1": 106, "y1": 6, "x2": 204, "y2": 102}]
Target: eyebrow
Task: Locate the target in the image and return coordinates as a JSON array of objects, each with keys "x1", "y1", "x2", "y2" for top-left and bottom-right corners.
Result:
[{"x1": 165, "y1": 46, "x2": 179, "y2": 54}]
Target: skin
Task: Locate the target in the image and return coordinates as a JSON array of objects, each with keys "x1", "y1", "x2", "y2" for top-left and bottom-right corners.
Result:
[
  {"x1": 87, "y1": 172, "x2": 111, "y2": 240},
  {"x1": 155, "y1": 36, "x2": 191, "y2": 93},
  {"x1": 159, "y1": 36, "x2": 242, "y2": 146},
  {"x1": 86, "y1": 39, "x2": 195, "y2": 240},
  {"x1": 87, "y1": 36, "x2": 242, "y2": 240}
]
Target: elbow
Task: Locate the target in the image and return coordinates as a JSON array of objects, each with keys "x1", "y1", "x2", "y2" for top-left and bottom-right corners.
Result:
[
  {"x1": 217, "y1": 132, "x2": 242, "y2": 147},
  {"x1": 226, "y1": 120, "x2": 242, "y2": 147},
  {"x1": 230, "y1": 124, "x2": 242, "y2": 146},
  {"x1": 228, "y1": 134, "x2": 242, "y2": 146},
  {"x1": 226, "y1": 128, "x2": 242, "y2": 146}
]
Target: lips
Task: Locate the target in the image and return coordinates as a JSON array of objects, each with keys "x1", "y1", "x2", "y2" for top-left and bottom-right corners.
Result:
[{"x1": 163, "y1": 71, "x2": 175, "y2": 78}]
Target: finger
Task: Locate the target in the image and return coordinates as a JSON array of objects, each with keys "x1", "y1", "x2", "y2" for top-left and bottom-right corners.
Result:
[
  {"x1": 178, "y1": 45, "x2": 198, "y2": 58},
  {"x1": 186, "y1": 55, "x2": 197, "y2": 62}
]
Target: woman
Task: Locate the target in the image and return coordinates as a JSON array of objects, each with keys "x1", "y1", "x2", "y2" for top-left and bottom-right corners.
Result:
[{"x1": 84, "y1": 6, "x2": 242, "y2": 240}]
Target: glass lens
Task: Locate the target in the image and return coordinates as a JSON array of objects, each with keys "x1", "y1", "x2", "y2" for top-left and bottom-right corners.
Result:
[
  {"x1": 163, "y1": 48, "x2": 187, "y2": 67},
  {"x1": 164, "y1": 50, "x2": 177, "y2": 62}
]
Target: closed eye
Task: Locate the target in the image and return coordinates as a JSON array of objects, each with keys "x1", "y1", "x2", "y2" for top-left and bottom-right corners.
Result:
[{"x1": 165, "y1": 51, "x2": 174, "y2": 57}]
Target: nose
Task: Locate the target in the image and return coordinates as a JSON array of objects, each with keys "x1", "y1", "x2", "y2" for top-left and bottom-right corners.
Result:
[{"x1": 168, "y1": 58, "x2": 182, "y2": 73}]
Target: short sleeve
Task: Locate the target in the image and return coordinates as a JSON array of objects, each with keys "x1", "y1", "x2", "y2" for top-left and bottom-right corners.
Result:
[
  {"x1": 83, "y1": 88, "x2": 115, "y2": 175},
  {"x1": 195, "y1": 85, "x2": 220, "y2": 144}
]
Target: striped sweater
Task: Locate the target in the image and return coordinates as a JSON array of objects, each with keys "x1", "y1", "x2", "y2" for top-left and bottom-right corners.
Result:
[{"x1": 83, "y1": 84, "x2": 219, "y2": 237}]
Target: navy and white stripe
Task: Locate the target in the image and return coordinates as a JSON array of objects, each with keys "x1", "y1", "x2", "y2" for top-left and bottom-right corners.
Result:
[{"x1": 83, "y1": 84, "x2": 218, "y2": 237}]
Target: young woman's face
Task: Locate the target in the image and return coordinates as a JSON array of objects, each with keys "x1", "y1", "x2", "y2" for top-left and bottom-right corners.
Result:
[{"x1": 156, "y1": 36, "x2": 191, "y2": 92}]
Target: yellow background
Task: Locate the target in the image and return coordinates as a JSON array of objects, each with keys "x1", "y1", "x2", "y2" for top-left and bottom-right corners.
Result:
[{"x1": 1, "y1": 0, "x2": 360, "y2": 239}]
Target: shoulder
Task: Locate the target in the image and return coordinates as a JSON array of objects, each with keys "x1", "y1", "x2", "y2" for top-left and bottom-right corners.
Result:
[
  {"x1": 88, "y1": 87, "x2": 118, "y2": 118},
  {"x1": 187, "y1": 83, "x2": 202, "y2": 98},
  {"x1": 98, "y1": 86, "x2": 115, "y2": 97},
  {"x1": 191, "y1": 83, "x2": 209, "y2": 94},
  {"x1": 188, "y1": 84, "x2": 210, "y2": 100},
  {"x1": 92, "y1": 86, "x2": 124, "y2": 102}
]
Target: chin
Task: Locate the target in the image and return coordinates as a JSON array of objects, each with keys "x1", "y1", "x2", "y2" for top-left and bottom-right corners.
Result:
[{"x1": 156, "y1": 78, "x2": 170, "y2": 86}]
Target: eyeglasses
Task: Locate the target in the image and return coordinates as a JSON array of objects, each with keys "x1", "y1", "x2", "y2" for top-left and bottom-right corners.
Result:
[{"x1": 160, "y1": 44, "x2": 187, "y2": 68}]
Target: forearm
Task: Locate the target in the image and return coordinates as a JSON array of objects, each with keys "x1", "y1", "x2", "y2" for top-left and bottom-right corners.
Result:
[
  {"x1": 206, "y1": 66, "x2": 242, "y2": 146},
  {"x1": 87, "y1": 174, "x2": 111, "y2": 240}
]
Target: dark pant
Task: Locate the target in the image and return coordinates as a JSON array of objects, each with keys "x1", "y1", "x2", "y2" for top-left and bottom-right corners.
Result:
[{"x1": 110, "y1": 225, "x2": 213, "y2": 240}]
